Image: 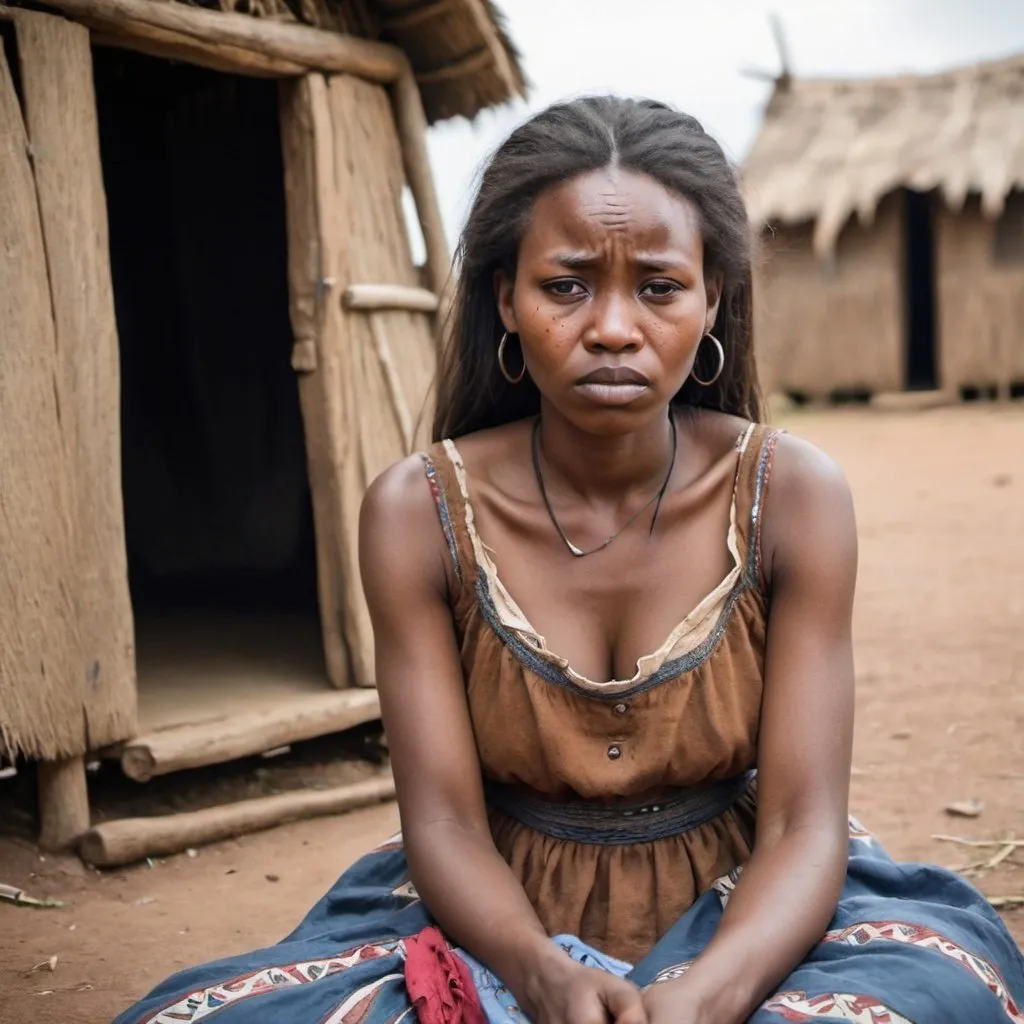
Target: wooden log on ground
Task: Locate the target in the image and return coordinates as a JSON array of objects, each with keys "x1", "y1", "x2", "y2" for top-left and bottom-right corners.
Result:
[
  {"x1": 34, "y1": 0, "x2": 406, "y2": 81},
  {"x1": 343, "y1": 283, "x2": 439, "y2": 313},
  {"x1": 120, "y1": 688, "x2": 381, "y2": 781},
  {"x1": 38, "y1": 756, "x2": 91, "y2": 851},
  {"x1": 79, "y1": 774, "x2": 396, "y2": 867},
  {"x1": 390, "y1": 68, "x2": 451, "y2": 303}
]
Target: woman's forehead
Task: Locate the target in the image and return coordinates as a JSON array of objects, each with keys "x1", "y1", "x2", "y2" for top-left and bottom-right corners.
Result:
[{"x1": 523, "y1": 168, "x2": 702, "y2": 260}]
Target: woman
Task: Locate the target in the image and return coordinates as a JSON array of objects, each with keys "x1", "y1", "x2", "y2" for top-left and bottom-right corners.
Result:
[{"x1": 117, "y1": 97, "x2": 1024, "y2": 1024}]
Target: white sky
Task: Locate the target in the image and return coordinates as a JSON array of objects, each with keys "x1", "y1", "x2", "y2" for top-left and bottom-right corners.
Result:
[{"x1": 423, "y1": 0, "x2": 1024, "y2": 246}]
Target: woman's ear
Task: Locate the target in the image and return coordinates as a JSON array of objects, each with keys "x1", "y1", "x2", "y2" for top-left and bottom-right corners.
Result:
[
  {"x1": 704, "y1": 271, "x2": 724, "y2": 334},
  {"x1": 493, "y1": 268, "x2": 518, "y2": 334}
]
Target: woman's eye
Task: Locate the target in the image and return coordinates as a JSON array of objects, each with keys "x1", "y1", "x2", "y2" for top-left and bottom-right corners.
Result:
[
  {"x1": 545, "y1": 279, "x2": 585, "y2": 297},
  {"x1": 642, "y1": 280, "x2": 680, "y2": 298}
]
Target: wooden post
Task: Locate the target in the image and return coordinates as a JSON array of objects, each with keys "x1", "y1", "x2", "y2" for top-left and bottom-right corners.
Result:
[
  {"x1": 38, "y1": 757, "x2": 91, "y2": 851},
  {"x1": 390, "y1": 67, "x2": 451, "y2": 311}
]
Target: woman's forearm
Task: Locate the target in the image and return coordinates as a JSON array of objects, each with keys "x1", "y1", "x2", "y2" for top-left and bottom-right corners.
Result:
[
  {"x1": 660, "y1": 825, "x2": 847, "y2": 1024},
  {"x1": 405, "y1": 818, "x2": 563, "y2": 999}
]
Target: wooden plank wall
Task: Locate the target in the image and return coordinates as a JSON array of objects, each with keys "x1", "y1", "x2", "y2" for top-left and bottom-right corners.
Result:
[
  {"x1": 15, "y1": 10, "x2": 137, "y2": 749},
  {"x1": 0, "y1": 34, "x2": 84, "y2": 759},
  {"x1": 280, "y1": 73, "x2": 354, "y2": 689},
  {"x1": 280, "y1": 71, "x2": 439, "y2": 688}
]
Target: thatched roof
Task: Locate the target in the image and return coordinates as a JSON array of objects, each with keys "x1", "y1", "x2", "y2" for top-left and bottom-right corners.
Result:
[
  {"x1": 192, "y1": 0, "x2": 524, "y2": 122},
  {"x1": 372, "y1": 0, "x2": 525, "y2": 123},
  {"x1": 742, "y1": 52, "x2": 1024, "y2": 255}
]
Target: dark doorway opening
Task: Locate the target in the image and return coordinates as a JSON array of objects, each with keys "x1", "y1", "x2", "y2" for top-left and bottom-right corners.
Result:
[
  {"x1": 902, "y1": 189, "x2": 938, "y2": 391},
  {"x1": 93, "y1": 48, "x2": 326, "y2": 732}
]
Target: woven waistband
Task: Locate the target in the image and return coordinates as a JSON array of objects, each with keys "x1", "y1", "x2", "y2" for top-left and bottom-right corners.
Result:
[{"x1": 485, "y1": 771, "x2": 755, "y2": 845}]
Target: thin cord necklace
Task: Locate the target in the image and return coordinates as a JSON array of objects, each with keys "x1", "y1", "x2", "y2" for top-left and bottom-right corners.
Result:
[{"x1": 531, "y1": 413, "x2": 678, "y2": 558}]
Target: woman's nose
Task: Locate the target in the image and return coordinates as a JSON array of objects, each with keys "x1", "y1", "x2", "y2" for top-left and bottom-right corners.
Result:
[{"x1": 581, "y1": 293, "x2": 643, "y2": 353}]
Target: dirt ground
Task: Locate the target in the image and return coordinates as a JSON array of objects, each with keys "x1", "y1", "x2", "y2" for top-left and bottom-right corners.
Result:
[{"x1": 2, "y1": 404, "x2": 1023, "y2": 1024}]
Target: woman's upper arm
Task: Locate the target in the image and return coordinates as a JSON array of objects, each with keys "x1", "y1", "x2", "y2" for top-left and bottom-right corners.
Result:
[
  {"x1": 358, "y1": 456, "x2": 488, "y2": 837},
  {"x1": 756, "y1": 433, "x2": 859, "y2": 841}
]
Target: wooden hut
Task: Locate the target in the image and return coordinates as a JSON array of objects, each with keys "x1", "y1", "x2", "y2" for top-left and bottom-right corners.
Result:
[
  {"x1": 0, "y1": 0, "x2": 523, "y2": 856},
  {"x1": 743, "y1": 53, "x2": 1024, "y2": 402}
]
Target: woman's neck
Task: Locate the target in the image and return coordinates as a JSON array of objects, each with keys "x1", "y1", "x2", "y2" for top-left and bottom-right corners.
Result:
[{"x1": 534, "y1": 402, "x2": 678, "y2": 504}]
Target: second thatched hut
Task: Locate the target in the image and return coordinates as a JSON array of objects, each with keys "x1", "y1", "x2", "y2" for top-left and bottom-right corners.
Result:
[{"x1": 743, "y1": 53, "x2": 1024, "y2": 401}]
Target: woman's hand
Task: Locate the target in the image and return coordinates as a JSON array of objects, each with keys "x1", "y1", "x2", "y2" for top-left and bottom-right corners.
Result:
[
  {"x1": 640, "y1": 978, "x2": 708, "y2": 1024},
  {"x1": 520, "y1": 949, "x2": 648, "y2": 1024}
]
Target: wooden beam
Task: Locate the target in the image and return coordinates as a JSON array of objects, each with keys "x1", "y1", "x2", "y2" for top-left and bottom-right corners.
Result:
[
  {"x1": 38, "y1": 757, "x2": 90, "y2": 850},
  {"x1": 390, "y1": 67, "x2": 450, "y2": 302},
  {"x1": 343, "y1": 283, "x2": 439, "y2": 312},
  {"x1": 120, "y1": 688, "x2": 381, "y2": 781},
  {"x1": 90, "y1": 25, "x2": 306, "y2": 77},
  {"x1": 79, "y1": 774, "x2": 396, "y2": 867},
  {"x1": 31, "y1": 0, "x2": 407, "y2": 81}
]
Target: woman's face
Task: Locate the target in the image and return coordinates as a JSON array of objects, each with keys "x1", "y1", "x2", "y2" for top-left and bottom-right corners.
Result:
[{"x1": 496, "y1": 167, "x2": 721, "y2": 434}]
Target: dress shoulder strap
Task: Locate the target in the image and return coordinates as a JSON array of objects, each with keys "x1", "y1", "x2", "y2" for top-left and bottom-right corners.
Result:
[
  {"x1": 419, "y1": 440, "x2": 474, "y2": 592},
  {"x1": 732, "y1": 423, "x2": 783, "y2": 593}
]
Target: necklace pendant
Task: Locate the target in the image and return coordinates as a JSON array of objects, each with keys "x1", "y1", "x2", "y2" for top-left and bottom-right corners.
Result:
[{"x1": 567, "y1": 541, "x2": 585, "y2": 557}]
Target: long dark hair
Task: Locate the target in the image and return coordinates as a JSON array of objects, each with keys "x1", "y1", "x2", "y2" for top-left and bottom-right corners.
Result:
[{"x1": 432, "y1": 95, "x2": 763, "y2": 441}]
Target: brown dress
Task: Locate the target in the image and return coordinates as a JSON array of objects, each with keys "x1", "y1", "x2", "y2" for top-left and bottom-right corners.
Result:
[{"x1": 422, "y1": 422, "x2": 782, "y2": 964}]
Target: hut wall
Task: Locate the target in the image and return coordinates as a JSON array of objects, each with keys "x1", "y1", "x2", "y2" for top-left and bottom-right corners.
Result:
[
  {"x1": 0, "y1": 30, "x2": 83, "y2": 760},
  {"x1": 754, "y1": 193, "x2": 904, "y2": 397},
  {"x1": 935, "y1": 194, "x2": 1024, "y2": 391},
  {"x1": 281, "y1": 71, "x2": 439, "y2": 689},
  {"x1": 1, "y1": 14, "x2": 138, "y2": 762}
]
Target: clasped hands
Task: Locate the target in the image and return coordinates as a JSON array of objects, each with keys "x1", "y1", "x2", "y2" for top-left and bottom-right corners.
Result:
[{"x1": 521, "y1": 954, "x2": 713, "y2": 1024}]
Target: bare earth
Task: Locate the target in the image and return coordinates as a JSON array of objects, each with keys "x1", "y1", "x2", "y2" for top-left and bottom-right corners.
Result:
[{"x1": 2, "y1": 405, "x2": 1023, "y2": 1024}]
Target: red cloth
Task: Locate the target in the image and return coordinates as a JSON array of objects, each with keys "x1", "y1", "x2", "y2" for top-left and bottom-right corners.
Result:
[{"x1": 404, "y1": 926, "x2": 487, "y2": 1024}]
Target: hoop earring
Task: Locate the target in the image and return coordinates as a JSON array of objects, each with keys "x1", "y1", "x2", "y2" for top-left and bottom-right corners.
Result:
[
  {"x1": 691, "y1": 333, "x2": 725, "y2": 386},
  {"x1": 497, "y1": 332, "x2": 526, "y2": 384}
]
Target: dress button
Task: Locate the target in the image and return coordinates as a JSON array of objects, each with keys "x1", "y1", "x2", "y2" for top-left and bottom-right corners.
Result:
[
  {"x1": 607, "y1": 744, "x2": 622, "y2": 760},
  {"x1": 613, "y1": 703, "x2": 628, "y2": 715}
]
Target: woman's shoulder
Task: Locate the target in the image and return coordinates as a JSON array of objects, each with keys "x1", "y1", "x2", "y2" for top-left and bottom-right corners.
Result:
[
  {"x1": 361, "y1": 452, "x2": 438, "y2": 539},
  {"x1": 362, "y1": 419, "x2": 533, "y2": 527},
  {"x1": 758, "y1": 427, "x2": 857, "y2": 580},
  {"x1": 769, "y1": 430, "x2": 850, "y2": 506},
  {"x1": 690, "y1": 406, "x2": 848, "y2": 495}
]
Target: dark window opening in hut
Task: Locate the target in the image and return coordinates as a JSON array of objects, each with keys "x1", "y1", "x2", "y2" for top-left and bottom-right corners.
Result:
[
  {"x1": 902, "y1": 189, "x2": 938, "y2": 391},
  {"x1": 93, "y1": 48, "x2": 326, "y2": 728},
  {"x1": 993, "y1": 190, "x2": 1024, "y2": 266}
]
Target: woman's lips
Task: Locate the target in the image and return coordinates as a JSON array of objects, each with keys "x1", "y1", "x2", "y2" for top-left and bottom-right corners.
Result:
[
  {"x1": 574, "y1": 366, "x2": 651, "y2": 406},
  {"x1": 573, "y1": 382, "x2": 650, "y2": 406}
]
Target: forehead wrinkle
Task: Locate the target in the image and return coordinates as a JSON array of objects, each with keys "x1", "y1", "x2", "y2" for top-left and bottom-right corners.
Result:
[{"x1": 522, "y1": 168, "x2": 705, "y2": 265}]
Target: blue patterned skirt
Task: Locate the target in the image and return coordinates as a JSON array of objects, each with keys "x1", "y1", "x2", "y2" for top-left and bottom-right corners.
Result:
[{"x1": 116, "y1": 819, "x2": 1024, "y2": 1024}]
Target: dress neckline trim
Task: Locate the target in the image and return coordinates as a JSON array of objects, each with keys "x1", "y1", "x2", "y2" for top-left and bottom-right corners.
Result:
[{"x1": 441, "y1": 423, "x2": 756, "y2": 692}]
